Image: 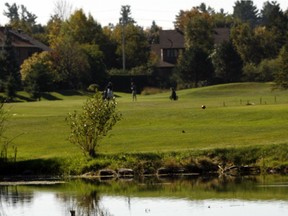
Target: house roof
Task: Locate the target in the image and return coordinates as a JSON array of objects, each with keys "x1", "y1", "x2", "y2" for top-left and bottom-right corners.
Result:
[
  {"x1": 214, "y1": 28, "x2": 230, "y2": 44},
  {"x1": 151, "y1": 28, "x2": 230, "y2": 69},
  {"x1": 159, "y1": 29, "x2": 185, "y2": 48},
  {"x1": 0, "y1": 27, "x2": 50, "y2": 51}
]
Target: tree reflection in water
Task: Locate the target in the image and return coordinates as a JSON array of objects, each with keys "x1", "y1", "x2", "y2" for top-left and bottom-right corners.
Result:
[
  {"x1": 0, "y1": 175, "x2": 288, "y2": 216},
  {"x1": 57, "y1": 187, "x2": 113, "y2": 216},
  {"x1": 0, "y1": 185, "x2": 34, "y2": 216}
]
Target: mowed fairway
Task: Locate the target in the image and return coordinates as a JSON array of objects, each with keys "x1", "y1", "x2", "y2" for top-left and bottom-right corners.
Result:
[{"x1": 4, "y1": 82, "x2": 288, "y2": 160}]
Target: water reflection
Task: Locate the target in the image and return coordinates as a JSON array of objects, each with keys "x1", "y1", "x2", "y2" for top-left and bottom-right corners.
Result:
[{"x1": 0, "y1": 175, "x2": 288, "y2": 216}]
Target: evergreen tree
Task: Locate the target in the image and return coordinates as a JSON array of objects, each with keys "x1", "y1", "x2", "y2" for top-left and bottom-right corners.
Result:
[
  {"x1": 0, "y1": 27, "x2": 21, "y2": 99},
  {"x1": 233, "y1": 0, "x2": 259, "y2": 26}
]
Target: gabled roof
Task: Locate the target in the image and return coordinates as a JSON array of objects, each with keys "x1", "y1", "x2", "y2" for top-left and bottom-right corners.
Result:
[
  {"x1": 159, "y1": 29, "x2": 185, "y2": 49},
  {"x1": 157, "y1": 28, "x2": 230, "y2": 49},
  {"x1": 151, "y1": 28, "x2": 230, "y2": 70},
  {"x1": 0, "y1": 26, "x2": 50, "y2": 51},
  {"x1": 214, "y1": 28, "x2": 230, "y2": 44}
]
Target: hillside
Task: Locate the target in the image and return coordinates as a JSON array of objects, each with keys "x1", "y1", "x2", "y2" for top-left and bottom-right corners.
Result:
[{"x1": 1, "y1": 82, "x2": 287, "y2": 160}]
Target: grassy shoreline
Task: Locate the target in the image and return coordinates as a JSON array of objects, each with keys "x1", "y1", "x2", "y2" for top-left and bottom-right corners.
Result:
[{"x1": 1, "y1": 142, "x2": 287, "y2": 177}]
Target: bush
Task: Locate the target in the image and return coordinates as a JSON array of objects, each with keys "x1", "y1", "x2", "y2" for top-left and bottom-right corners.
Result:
[
  {"x1": 66, "y1": 91, "x2": 122, "y2": 158},
  {"x1": 87, "y1": 84, "x2": 99, "y2": 92}
]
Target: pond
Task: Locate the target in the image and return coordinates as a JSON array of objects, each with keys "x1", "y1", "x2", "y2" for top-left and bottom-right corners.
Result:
[{"x1": 0, "y1": 175, "x2": 288, "y2": 216}]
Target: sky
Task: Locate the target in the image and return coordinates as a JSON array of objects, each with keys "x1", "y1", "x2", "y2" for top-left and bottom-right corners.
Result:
[{"x1": 1, "y1": 0, "x2": 288, "y2": 29}]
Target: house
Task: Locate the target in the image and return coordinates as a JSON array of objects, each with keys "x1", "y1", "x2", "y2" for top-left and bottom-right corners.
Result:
[
  {"x1": 0, "y1": 26, "x2": 50, "y2": 66},
  {"x1": 151, "y1": 28, "x2": 230, "y2": 78},
  {"x1": 151, "y1": 29, "x2": 185, "y2": 77}
]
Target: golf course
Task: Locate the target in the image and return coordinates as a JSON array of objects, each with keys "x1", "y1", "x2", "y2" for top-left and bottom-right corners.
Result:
[{"x1": 2, "y1": 82, "x2": 288, "y2": 175}]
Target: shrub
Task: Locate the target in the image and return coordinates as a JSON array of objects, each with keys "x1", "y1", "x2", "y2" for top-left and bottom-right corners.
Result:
[{"x1": 66, "y1": 91, "x2": 122, "y2": 158}]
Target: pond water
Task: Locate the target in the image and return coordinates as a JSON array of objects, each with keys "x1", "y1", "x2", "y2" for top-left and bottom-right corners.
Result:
[{"x1": 0, "y1": 175, "x2": 288, "y2": 216}]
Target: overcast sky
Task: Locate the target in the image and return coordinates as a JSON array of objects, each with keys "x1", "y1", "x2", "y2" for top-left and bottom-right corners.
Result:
[{"x1": 1, "y1": 0, "x2": 288, "y2": 29}]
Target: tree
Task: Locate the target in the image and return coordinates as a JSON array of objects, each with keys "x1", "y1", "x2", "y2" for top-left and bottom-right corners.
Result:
[
  {"x1": 21, "y1": 52, "x2": 54, "y2": 99},
  {"x1": 231, "y1": 23, "x2": 259, "y2": 64},
  {"x1": 66, "y1": 91, "x2": 121, "y2": 158},
  {"x1": 119, "y1": 5, "x2": 135, "y2": 71},
  {"x1": 260, "y1": 1, "x2": 284, "y2": 27},
  {"x1": 53, "y1": 0, "x2": 73, "y2": 21},
  {"x1": 63, "y1": 9, "x2": 104, "y2": 45},
  {"x1": 146, "y1": 21, "x2": 161, "y2": 45},
  {"x1": 173, "y1": 7, "x2": 214, "y2": 88},
  {"x1": 0, "y1": 27, "x2": 21, "y2": 100},
  {"x1": 233, "y1": 0, "x2": 259, "y2": 26},
  {"x1": 102, "y1": 25, "x2": 119, "y2": 69},
  {"x1": 211, "y1": 41, "x2": 243, "y2": 83},
  {"x1": 112, "y1": 23, "x2": 150, "y2": 69},
  {"x1": 81, "y1": 43, "x2": 107, "y2": 88},
  {"x1": 173, "y1": 46, "x2": 214, "y2": 87},
  {"x1": 273, "y1": 44, "x2": 288, "y2": 89},
  {"x1": 119, "y1": 5, "x2": 135, "y2": 25},
  {"x1": 184, "y1": 9, "x2": 214, "y2": 52},
  {"x1": 49, "y1": 34, "x2": 90, "y2": 89},
  {"x1": 260, "y1": 1, "x2": 288, "y2": 52},
  {"x1": 4, "y1": 3, "x2": 37, "y2": 34}
]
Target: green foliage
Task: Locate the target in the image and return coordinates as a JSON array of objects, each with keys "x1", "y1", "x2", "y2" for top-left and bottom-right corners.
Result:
[
  {"x1": 50, "y1": 34, "x2": 90, "y2": 89},
  {"x1": 211, "y1": 41, "x2": 243, "y2": 83},
  {"x1": 273, "y1": 45, "x2": 288, "y2": 89},
  {"x1": 3, "y1": 3, "x2": 37, "y2": 34},
  {"x1": 146, "y1": 21, "x2": 161, "y2": 44},
  {"x1": 243, "y1": 58, "x2": 280, "y2": 82},
  {"x1": 63, "y1": 9, "x2": 103, "y2": 44},
  {"x1": 87, "y1": 84, "x2": 99, "y2": 92},
  {"x1": 111, "y1": 23, "x2": 150, "y2": 69},
  {"x1": 231, "y1": 23, "x2": 258, "y2": 64},
  {"x1": 21, "y1": 52, "x2": 54, "y2": 99},
  {"x1": 108, "y1": 66, "x2": 151, "y2": 76},
  {"x1": 66, "y1": 91, "x2": 122, "y2": 158},
  {"x1": 184, "y1": 9, "x2": 214, "y2": 52},
  {"x1": 0, "y1": 27, "x2": 21, "y2": 96},
  {"x1": 233, "y1": 0, "x2": 259, "y2": 27},
  {"x1": 173, "y1": 46, "x2": 214, "y2": 87},
  {"x1": 80, "y1": 43, "x2": 107, "y2": 87},
  {"x1": 4, "y1": 75, "x2": 17, "y2": 101}
]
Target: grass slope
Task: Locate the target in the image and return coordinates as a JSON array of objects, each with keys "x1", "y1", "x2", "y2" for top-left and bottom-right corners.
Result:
[{"x1": 3, "y1": 82, "x2": 288, "y2": 161}]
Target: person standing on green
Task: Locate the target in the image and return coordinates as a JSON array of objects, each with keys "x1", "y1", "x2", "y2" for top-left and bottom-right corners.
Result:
[{"x1": 131, "y1": 82, "x2": 137, "y2": 101}]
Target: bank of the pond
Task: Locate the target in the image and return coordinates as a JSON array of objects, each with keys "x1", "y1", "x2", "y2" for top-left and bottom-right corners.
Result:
[{"x1": 1, "y1": 143, "x2": 288, "y2": 178}]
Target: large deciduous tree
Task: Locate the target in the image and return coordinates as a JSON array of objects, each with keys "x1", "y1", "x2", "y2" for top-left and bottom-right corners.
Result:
[
  {"x1": 20, "y1": 52, "x2": 54, "y2": 100},
  {"x1": 173, "y1": 7, "x2": 214, "y2": 87},
  {"x1": 184, "y1": 8, "x2": 214, "y2": 52},
  {"x1": 47, "y1": 10, "x2": 108, "y2": 90},
  {"x1": 173, "y1": 46, "x2": 214, "y2": 87},
  {"x1": 112, "y1": 23, "x2": 149, "y2": 69},
  {"x1": 49, "y1": 34, "x2": 89, "y2": 89},
  {"x1": 63, "y1": 9, "x2": 104, "y2": 45},
  {"x1": 231, "y1": 23, "x2": 259, "y2": 64},
  {"x1": 211, "y1": 41, "x2": 243, "y2": 83}
]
